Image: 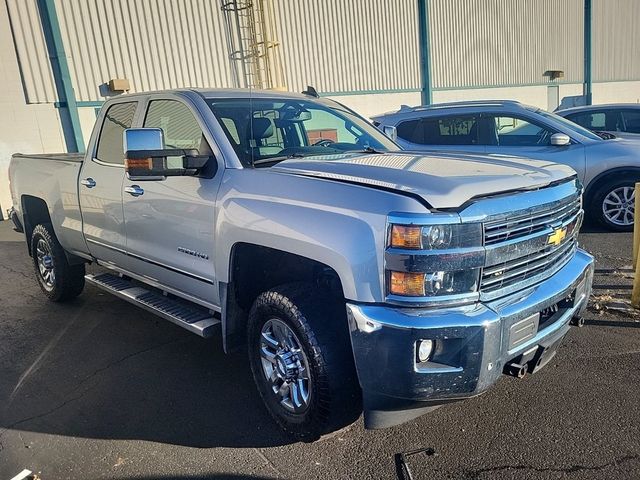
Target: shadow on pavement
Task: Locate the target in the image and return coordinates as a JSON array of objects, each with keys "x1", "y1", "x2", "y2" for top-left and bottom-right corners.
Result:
[{"x1": 0, "y1": 242, "x2": 298, "y2": 448}]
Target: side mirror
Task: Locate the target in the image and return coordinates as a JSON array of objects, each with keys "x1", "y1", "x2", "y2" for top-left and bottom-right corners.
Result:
[
  {"x1": 550, "y1": 133, "x2": 571, "y2": 146},
  {"x1": 381, "y1": 125, "x2": 397, "y2": 141},
  {"x1": 123, "y1": 128, "x2": 210, "y2": 179}
]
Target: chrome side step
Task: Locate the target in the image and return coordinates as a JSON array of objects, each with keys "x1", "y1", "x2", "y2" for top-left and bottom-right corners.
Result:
[{"x1": 85, "y1": 273, "x2": 220, "y2": 337}]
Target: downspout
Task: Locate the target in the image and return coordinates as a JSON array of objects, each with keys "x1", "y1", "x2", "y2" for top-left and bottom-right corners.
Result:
[
  {"x1": 583, "y1": 0, "x2": 593, "y2": 105},
  {"x1": 417, "y1": 0, "x2": 432, "y2": 105},
  {"x1": 36, "y1": 0, "x2": 85, "y2": 152}
]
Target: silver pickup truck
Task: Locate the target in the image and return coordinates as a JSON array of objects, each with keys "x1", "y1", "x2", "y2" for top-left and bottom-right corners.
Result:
[{"x1": 8, "y1": 88, "x2": 594, "y2": 440}]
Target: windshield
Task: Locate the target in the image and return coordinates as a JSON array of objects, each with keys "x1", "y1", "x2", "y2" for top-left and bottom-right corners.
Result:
[
  {"x1": 536, "y1": 110, "x2": 603, "y2": 141},
  {"x1": 209, "y1": 97, "x2": 398, "y2": 166}
]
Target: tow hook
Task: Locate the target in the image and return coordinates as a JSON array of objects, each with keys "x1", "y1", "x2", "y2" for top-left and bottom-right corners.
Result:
[
  {"x1": 570, "y1": 316, "x2": 585, "y2": 327},
  {"x1": 504, "y1": 362, "x2": 528, "y2": 379}
]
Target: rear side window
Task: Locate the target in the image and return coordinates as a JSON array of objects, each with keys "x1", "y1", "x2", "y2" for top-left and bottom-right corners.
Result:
[
  {"x1": 622, "y1": 110, "x2": 640, "y2": 134},
  {"x1": 396, "y1": 115, "x2": 479, "y2": 145},
  {"x1": 96, "y1": 102, "x2": 137, "y2": 164},
  {"x1": 566, "y1": 111, "x2": 620, "y2": 131}
]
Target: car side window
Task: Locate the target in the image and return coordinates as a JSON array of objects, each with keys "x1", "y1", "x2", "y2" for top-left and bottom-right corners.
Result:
[
  {"x1": 396, "y1": 115, "x2": 480, "y2": 145},
  {"x1": 96, "y1": 102, "x2": 137, "y2": 164},
  {"x1": 622, "y1": 110, "x2": 640, "y2": 134},
  {"x1": 567, "y1": 111, "x2": 620, "y2": 131},
  {"x1": 144, "y1": 100, "x2": 210, "y2": 152},
  {"x1": 493, "y1": 116, "x2": 554, "y2": 146}
]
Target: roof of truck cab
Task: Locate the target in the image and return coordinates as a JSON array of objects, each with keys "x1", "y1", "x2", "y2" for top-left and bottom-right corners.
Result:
[{"x1": 110, "y1": 88, "x2": 312, "y2": 101}]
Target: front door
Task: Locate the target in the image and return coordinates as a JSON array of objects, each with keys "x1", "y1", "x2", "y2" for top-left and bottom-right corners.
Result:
[
  {"x1": 483, "y1": 114, "x2": 586, "y2": 182},
  {"x1": 121, "y1": 98, "x2": 221, "y2": 308},
  {"x1": 79, "y1": 101, "x2": 138, "y2": 265}
]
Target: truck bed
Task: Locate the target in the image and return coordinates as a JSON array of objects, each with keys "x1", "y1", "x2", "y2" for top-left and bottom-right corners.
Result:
[{"x1": 9, "y1": 152, "x2": 87, "y2": 257}]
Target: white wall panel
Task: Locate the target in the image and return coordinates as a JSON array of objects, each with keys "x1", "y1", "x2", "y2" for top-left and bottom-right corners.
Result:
[
  {"x1": 593, "y1": 0, "x2": 640, "y2": 82},
  {"x1": 274, "y1": 0, "x2": 421, "y2": 93},
  {"x1": 54, "y1": 0, "x2": 236, "y2": 101},
  {"x1": 429, "y1": 0, "x2": 584, "y2": 89},
  {"x1": 5, "y1": 0, "x2": 57, "y2": 103}
]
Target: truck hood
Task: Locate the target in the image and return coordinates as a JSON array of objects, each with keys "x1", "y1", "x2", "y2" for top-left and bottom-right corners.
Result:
[{"x1": 270, "y1": 151, "x2": 576, "y2": 209}]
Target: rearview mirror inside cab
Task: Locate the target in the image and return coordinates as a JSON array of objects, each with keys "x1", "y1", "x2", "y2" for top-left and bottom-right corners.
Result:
[{"x1": 123, "y1": 128, "x2": 210, "y2": 179}]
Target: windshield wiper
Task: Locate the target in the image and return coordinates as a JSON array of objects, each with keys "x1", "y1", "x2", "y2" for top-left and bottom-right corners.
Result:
[
  {"x1": 252, "y1": 153, "x2": 306, "y2": 166},
  {"x1": 594, "y1": 130, "x2": 616, "y2": 140},
  {"x1": 359, "y1": 146, "x2": 384, "y2": 154}
]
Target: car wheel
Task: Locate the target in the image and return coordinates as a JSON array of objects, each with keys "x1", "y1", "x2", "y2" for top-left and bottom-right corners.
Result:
[
  {"x1": 247, "y1": 282, "x2": 361, "y2": 441},
  {"x1": 590, "y1": 179, "x2": 638, "y2": 231},
  {"x1": 31, "y1": 223, "x2": 86, "y2": 301}
]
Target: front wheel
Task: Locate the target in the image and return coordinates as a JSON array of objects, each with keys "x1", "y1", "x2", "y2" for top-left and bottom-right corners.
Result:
[
  {"x1": 247, "y1": 283, "x2": 361, "y2": 441},
  {"x1": 590, "y1": 179, "x2": 638, "y2": 231},
  {"x1": 31, "y1": 223, "x2": 85, "y2": 301}
]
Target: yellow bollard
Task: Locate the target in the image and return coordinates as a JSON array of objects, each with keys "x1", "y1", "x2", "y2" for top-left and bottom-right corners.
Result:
[{"x1": 631, "y1": 183, "x2": 640, "y2": 307}]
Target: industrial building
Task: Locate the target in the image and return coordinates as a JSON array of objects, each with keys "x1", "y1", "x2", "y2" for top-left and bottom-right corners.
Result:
[{"x1": 1, "y1": 0, "x2": 639, "y2": 215}]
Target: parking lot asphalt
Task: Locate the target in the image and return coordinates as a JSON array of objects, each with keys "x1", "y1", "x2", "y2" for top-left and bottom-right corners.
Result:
[{"x1": 1, "y1": 220, "x2": 639, "y2": 480}]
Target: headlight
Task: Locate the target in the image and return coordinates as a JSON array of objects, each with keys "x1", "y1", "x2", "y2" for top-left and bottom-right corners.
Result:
[
  {"x1": 389, "y1": 223, "x2": 482, "y2": 250},
  {"x1": 389, "y1": 269, "x2": 479, "y2": 297},
  {"x1": 387, "y1": 221, "x2": 483, "y2": 301}
]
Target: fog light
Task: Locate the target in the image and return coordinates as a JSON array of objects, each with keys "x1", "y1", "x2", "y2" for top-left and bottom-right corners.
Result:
[{"x1": 417, "y1": 339, "x2": 434, "y2": 363}]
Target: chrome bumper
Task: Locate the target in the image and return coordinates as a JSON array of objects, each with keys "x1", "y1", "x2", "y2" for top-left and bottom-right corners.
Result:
[{"x1": 347, "y1": 249, "x2": 594, "y2": 428}]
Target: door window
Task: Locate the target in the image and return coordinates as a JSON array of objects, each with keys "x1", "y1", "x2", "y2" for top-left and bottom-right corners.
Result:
[
  {"x1": 144, "y1": 100, "x2": 207, "y2": 151},
  {"x1": 396, "y1": 115, "x2": 480, "y2": 145},
  {"x1": 622, "y1": 110, "x2": 640, "y2": 134},
  {"x1": 566, "y1": 111, "x2": 620, "y2": 131},
  {"x1": 493, "y1": 116, "x2": 554, "y2": 146},
  {"x1": 96, "y1": 102, "x2": 137, "y2": 164}
]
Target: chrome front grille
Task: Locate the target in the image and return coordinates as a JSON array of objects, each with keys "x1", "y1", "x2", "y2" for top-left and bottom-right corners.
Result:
[
  {"x1": 480, "y1": 192, "x2": 582, "y2": 297},
  {"x1": 481, "y1": 239, "x2": 577, "y2": 293},
  {"x1": 484, "y1": 195, "x2": 581, "y2": 245}
]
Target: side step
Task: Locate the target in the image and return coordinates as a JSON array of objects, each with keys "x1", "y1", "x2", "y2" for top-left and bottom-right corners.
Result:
[{"x1": 85, "y1": 273, "x2": 220, "y2": 337}]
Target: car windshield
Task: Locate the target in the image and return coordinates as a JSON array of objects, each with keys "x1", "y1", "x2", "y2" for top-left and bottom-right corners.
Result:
[
  {"x1": 537, "y1": 110, "x2": 603, "y2": 141},
  {"x1": 208, "y1": 97, "x2": 398, "y2": 166}
]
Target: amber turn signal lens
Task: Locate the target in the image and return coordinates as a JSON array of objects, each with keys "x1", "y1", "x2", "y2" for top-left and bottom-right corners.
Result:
[
  {"x1": 390, "y1": 225, "x2": 422, "y2": 249},
  {"x1": 125, "y1": 158, "x2": 152, "y2": 171},
  {"x1": 389, "y1": 271, "x2": 425, "y2": 296}
]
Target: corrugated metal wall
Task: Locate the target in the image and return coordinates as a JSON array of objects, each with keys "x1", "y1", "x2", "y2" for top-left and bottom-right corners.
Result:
[
  {"x1": 5, "y1": 0, "x2": 57, "y2": 103},
  {"x1": 7, "y1": 0, "x2": 421, "y2": 103},
  {"x1": 54, "y1": 0, "x2": 236, "y2": 101},
  {"x1": 273, "y1": 0, "x2": 421, "y2": 93},
  {"x1": 428, "y1": 0, "x2": 584, "y2": 89},
  {"x1": 593, "y1": 0, "x2": 640, "y2": 82}
]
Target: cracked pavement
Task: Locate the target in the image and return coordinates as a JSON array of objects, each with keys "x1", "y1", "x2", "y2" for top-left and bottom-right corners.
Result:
[{"x1": 1, "y1": 221, "x2": 639, "y2": 479}]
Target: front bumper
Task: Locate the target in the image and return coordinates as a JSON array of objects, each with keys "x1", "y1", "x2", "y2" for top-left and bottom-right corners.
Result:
[{"x1": 346, "y1": 249, "x2": 594, "y2": 428}]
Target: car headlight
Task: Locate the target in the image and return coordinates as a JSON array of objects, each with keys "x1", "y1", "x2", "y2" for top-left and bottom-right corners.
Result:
[
  {"x1": 389, "y1": 223, "x2": 482, "y2": 250},
  {"x1": 387, "y1": 222, "x2": 482, "y2": 299},
  {"x1": 389, "y1": 269, "x2": 479, "y2": 297}
]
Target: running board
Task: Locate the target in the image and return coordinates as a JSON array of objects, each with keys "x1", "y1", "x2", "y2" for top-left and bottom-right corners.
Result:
[{"x1": 85, "y1": 273, "x2": 220, "y2": 337}]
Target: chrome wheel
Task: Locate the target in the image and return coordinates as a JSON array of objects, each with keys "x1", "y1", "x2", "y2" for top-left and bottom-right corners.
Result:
[
  {"x1": 36, "y1": 238, "x2": 55, "y2": 290},
  {"x1": 259, "y1": 318, "x2": 311, "y2": 414},
  {"x1": 603, "y1": 186, "x2": 635, "y2": 226}
]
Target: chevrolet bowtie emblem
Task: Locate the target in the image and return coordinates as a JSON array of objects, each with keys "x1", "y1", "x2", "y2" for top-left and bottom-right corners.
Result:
[{"x1": 548, "y1": 227, "x2": 567, "y2": 246}]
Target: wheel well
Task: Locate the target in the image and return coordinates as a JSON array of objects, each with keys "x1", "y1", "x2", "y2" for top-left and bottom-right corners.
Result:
[
  {"x1": 222, "y1": 243, "x2": 344, "y2": 353},
  {"x1": 21, "y1": 195, "x2": 51, "y2": 255},
  {"x1": 584, "y1": 169, "x2": 640, "y2": 203}
]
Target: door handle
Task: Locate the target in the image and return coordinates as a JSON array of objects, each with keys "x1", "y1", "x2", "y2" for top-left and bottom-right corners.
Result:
[
  {"x1": 124, "y1": 185, "x2": 144, "y2": 197},
  {"x1": 80, "y1": 177, "x2": 96, "y2": 188}
]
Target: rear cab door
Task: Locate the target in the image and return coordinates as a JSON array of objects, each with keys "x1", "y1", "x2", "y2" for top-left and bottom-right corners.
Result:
[
  {"x1": 120, "y1": 92, "x2": 225, "y2": 309},
  {"x1": 79, "y1": 98, "x2": 142, "y2": 265}
]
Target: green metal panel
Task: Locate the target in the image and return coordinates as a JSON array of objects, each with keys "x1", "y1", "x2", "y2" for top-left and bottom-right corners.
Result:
[
  {"x1": 417, "y1": 0, "x2": 432, "y2": 105},
  {"x1": 584, "y1": 0, "x2": 592, "y2": 104},
  {"x1": 36, "y1": 0, "x2": 84, "y2": 152}
]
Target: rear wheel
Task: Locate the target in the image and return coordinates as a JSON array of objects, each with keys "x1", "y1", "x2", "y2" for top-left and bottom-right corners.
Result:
[
  {"x1": 589, "y1": 178, "x2": 638, "y2": 231},
  {"x1": 31, "y1": 223, "x2": 85, "y2": 301},
  {"x1": 247, "y1": 282, "x2": 361, "y2": 441}
]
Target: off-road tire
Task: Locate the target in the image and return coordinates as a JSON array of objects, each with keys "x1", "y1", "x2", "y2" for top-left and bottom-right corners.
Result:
[
  {"x1": 31, "y1": 223, "x2": 85, "y2": 302},
  {"x1": 247, "y1": 282, "x2": 361, "y2": 441}
]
